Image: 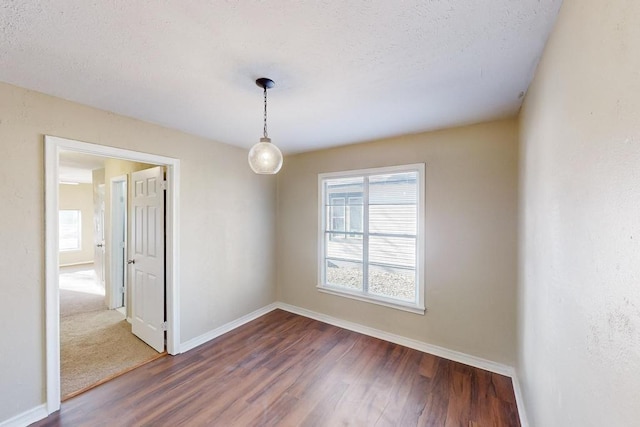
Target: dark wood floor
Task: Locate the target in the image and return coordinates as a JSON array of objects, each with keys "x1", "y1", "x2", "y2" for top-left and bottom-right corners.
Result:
[{"x1": 33, "y1": 309, "x2": 520, "y2": 426}]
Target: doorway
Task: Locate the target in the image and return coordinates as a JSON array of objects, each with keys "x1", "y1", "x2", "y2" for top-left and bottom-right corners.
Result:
[
  {"x1": 45, "y1": 136, "x2": 181, "y2": 415},
  {"x1": 58, "y1": 160, "x2": 162, "y2": 398}
]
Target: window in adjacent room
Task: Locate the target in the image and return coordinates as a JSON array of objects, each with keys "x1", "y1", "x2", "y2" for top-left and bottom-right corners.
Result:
[
  {"x1": 318, "y1": 164, "x2": 425, "y2": 314},
  {"x1": 59, "y1": 209, "x2": 82, "y2": 251}
]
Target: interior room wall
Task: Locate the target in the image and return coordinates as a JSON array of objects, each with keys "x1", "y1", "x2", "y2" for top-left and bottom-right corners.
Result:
[
  {"x1": 518, "y1": 0, "x2": 640, "y2": 425},
  {"x1": 277, "y1": 119, "x2": 519, "y2": 365},
  {"x1": 58, "y1": 183, "x2": 94, "y2": 266},
  {"x1": 0, "y1": 81, "x2": 277, "y2": 422}
]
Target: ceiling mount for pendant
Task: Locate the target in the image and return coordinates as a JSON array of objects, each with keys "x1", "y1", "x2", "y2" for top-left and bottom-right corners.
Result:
[
  {"x1": 248, "y1": 76, "x2": 283, "y2": 175},
  {"x1": 255, "y1": 78, "x2": 275, "y2": 90}
]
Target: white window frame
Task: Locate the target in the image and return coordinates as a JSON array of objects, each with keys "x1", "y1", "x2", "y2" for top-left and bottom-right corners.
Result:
[
  {"x1": 317, "y1": 163, "x2": 426, "y2": 314},
  {"x1": 59, "y1": 209, "x2": 82, "y2": 252}
]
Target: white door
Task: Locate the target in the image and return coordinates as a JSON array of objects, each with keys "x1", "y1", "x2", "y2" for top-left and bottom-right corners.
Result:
[
  {"x1": 94, "y1": 183, "x2": 106, "y2": 289},
  {"x1": 129, "y1": 166, "x2": 165, "y2": 352}
]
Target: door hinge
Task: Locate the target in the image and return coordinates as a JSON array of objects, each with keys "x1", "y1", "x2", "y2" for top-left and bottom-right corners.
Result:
[
  {"x1": 119, "y1": 286, "x2": 125, "y2": 294},
  {"x1": 161, "y1": 180, "x2": 167, "y2": 191},
  {"x1": 160, "y1": 321, "x2": 168, "y2": 331}
]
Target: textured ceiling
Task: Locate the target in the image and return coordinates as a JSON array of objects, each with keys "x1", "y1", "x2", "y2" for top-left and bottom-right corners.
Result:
[{"x1": 0, "y1": 1, "x2": 562, "y2": 154}]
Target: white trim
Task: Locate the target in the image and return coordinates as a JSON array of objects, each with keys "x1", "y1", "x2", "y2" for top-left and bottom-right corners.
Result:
[
  {"x1": 165, "y1": 163, "x2": 180, "y2": 354},
  {"x1": 275, "y1": 302, "x2": 514, "y2": 377},
  {"x1": 44, "y1": 139, "x2": 60, "y2": 414},
  {"x1": 317, "y1": 163, "x2": 426, "y2": 179},
  {"x1": 44, "y1": 135, "x2": 181, "y2": 415},
  {"x1": 317, "y1": 287, "x2": 425, "y2": 314},
  {"x1": 511, "y1": 372, "x2": 529, "y2": 427},
  {"x1": 180, "y1": 303, "x2": 279, "y2": 353},
  {"x1": 0, "y1": 404, "x2": 47, "y2": 427}
]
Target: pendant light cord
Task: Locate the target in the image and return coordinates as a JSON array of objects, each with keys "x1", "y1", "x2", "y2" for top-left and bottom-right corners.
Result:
[{"x1": 263, "y1": 85, "x2": 268, "y2": 139}]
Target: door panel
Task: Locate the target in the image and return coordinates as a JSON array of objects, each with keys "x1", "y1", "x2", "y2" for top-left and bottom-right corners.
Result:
[{"x1": 130, "y1": 166, "x2": 164, "y2": 353}]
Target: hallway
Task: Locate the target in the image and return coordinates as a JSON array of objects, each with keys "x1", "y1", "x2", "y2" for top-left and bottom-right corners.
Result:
[{"x1": 60, "y1": 265, "x2": 160, "y2": 398}]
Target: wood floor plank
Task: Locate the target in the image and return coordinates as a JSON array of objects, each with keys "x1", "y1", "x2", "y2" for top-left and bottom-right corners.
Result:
[
  {"x1": 416, "y1": 358, "x2": 451, "y2": 427},
  {"x1": 32, "y1": 309, "x2": 520, "y2": 427},
  {"x1": 444, "y1": 368, "x2": 473, "y2": 427},
  {"x1": 419, "y1": 352, "x2": 438, "y2": 379}
]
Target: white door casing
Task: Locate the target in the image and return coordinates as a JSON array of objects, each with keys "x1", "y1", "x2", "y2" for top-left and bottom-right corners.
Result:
[
  {"x1": 130, "y1": 166, "x2": 165, "y2": 353},
  {"x1": 45, "y1": 136, "x2": 180, "y2": 414}
]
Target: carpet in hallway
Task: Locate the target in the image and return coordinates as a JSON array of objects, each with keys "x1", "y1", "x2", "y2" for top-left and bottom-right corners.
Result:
[{"x1": 60, "y1": 266, "x2": 159, "y2": 398}]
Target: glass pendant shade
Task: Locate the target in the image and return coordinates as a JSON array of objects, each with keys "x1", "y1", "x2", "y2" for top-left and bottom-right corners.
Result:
[{"x1": 248, "y1": 137, "x2": 283, "y2": 174}]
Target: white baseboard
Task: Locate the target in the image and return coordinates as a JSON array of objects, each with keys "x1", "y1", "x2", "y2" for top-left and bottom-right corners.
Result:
[
  {"x1": 511, "y1": 371, "x2": 529, "y2": 427},
  {"x1": 180, "y1": 300, "x2": 519, "y2": 378},
  {"x1": 180, "y1": 303, "x2": 279, "y2": 353},
  {"x1": 276, "y1": 302, "x2": 514, "y2": 376},
  {"x1": 0, "y1": 404, "x2": 47, "y2": 427}
]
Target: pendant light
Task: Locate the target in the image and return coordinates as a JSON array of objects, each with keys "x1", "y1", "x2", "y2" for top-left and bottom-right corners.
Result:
[{"x1": 248, "y1": 78, "x2": 283, "y2": 174}]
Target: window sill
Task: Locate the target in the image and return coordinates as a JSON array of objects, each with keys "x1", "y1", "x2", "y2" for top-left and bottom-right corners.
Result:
[{"x1": 317, "y1": 285, "x2": 425, "y2": 315}]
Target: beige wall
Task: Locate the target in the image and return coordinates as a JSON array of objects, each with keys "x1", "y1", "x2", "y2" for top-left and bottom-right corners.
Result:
[
  {"x1": 58, "y1": 183, "x2": 94, "y2": 266},
  {"x1": 277, "y1": 119, "x2": 519, "y2": 365},
  {"x1": 519, "y1": 0, "x2": 640, "y2": 425},
  {"x1": 0, "y1": 82, "x2": 277, "y2": 421}
]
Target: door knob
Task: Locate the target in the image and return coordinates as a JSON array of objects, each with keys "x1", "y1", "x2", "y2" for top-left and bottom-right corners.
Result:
[
  {"x1": 96, "y1": 243, "x2": 104, "y2": 248},
  {"x1": 127, "y1": 259, "x2": 135, "y2": 264}
]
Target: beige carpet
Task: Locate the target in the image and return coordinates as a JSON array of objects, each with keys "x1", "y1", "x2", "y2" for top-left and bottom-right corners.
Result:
[
  {"x1": 60, "y1": 288, "x2": 105, "y2": 317},
  {"x1": 60, "y1": 266, "x2": 159, "y2": 398}
]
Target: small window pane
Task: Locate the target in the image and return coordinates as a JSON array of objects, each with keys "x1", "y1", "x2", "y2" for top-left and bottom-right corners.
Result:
[
  {"x1": 326, "y1": 232, "x2": 363, "y2": 261},
  {"x1": 368, "y1": 265, "x2": 416, "y2": 302},
  {"x1": 369, "y1": 235, "x2": 416, "y2": 268},
  {"x1": 325, "y1": 177, "x2": 364, "y2": 204},
  {"x1": 369, "y1": 205, "x2": 417, "y2": 235},
  {"x1": 369, "y1": 172, "x2": 417, "y2": 205},
  {"x1": 330, "y1": 197, "x2": 345, "y2": 232},
  {"x1": 326, "y1": 207, "x2": 341, "y2": 232},
  {"x1": 348, "y1": 197, "x2": 363, "y2": 234},
  {"x1": 59, "y1": 210, "x2": 81, "y2": 251},
  {"x1": 331, "y1": 217, "x2": 345, "y2": 233},
  {"x1": 325, "y1": 260, "x2": 363, "y2": 291}
]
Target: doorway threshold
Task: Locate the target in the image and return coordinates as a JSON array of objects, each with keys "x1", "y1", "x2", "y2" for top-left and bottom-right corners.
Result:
[{"x1": 62, "y1": 351, "x2": 167, "y2": 401}]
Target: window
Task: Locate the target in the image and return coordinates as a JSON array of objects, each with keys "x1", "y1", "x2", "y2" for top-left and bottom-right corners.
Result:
[
  {"x1": 318, "y1": 164, "x2": 425, "y2": 314},
  {"x1": 59, "y1": 210, "x2": 82, "y2": 251},
  {"x1": 330, "y1": 197, "x2": 345, "y2": 236}
]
